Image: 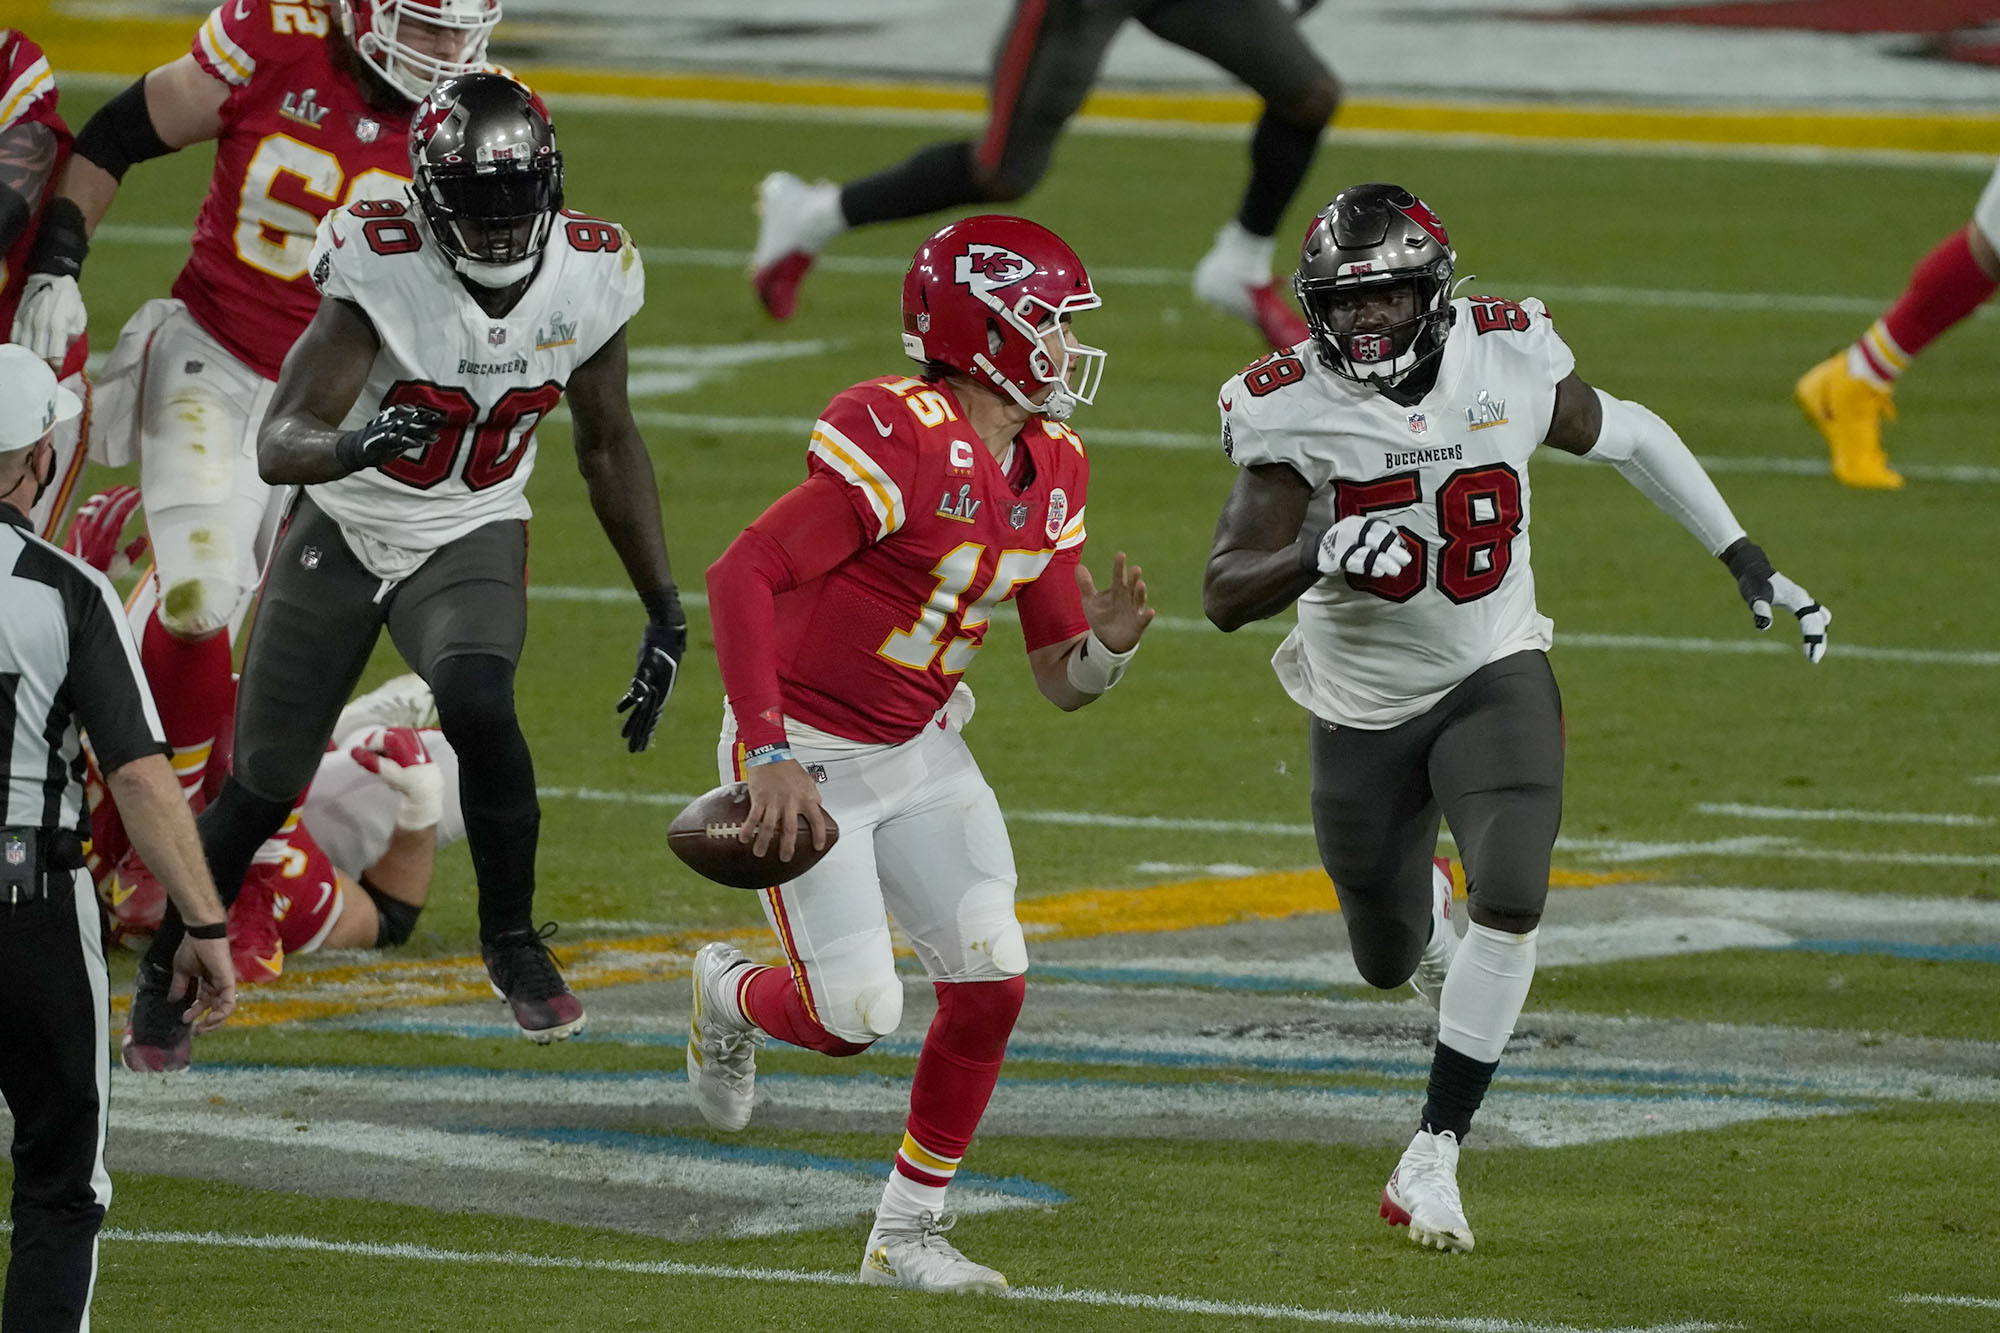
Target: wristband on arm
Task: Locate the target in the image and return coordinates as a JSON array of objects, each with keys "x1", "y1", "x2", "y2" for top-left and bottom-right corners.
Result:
[{"x1": 1065, "y1": 629, "x2": 1138, "y2": 695}]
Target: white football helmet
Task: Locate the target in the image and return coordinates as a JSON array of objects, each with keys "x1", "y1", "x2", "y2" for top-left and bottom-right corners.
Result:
[{"x1": 337, "y1": 0, "x2": 501, "y2": 104}]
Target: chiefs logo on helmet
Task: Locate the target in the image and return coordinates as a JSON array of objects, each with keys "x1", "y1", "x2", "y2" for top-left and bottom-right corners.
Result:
[{"x1": 954, "y1": 244, "x2": 1037, "y2": 292}]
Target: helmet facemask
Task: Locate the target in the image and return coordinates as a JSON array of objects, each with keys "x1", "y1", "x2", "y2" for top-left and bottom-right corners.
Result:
[
  {"x1": 1297, "y1": 264, "x2": 1452, "y2": 389},
  {"x1": 347, "y1": 0, "x2": 500, "y2": 103},
  {"x1": 972, "y1": 289, "x2": 1105, "y2": 422},
  {"x1": 417, "y1": 157, "x2": 563, "y2": 284}
]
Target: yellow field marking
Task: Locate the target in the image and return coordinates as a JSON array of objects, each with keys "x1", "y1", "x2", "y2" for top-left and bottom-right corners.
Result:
[
  {"x1": 21, "y1": 2, "x2": 2000, "y2": 155},
  {"x1": 131, "y1": 863, "x2": 1633, "y2": 1029}
]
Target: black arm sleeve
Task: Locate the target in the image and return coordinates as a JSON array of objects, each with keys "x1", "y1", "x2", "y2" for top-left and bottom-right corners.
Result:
[{"x1": 73, "y1": 77, "x2": 173, "y2": 181}]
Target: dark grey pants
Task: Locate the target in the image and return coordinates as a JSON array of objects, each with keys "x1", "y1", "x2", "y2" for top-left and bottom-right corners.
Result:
[
  {"x1": 1308, "y1": 649, "x2": 1565, "y2": 989},
  {"x1": 976, "y1": 0, "x2": 1332, "y2": 192},
  {"x1": 232, "y1": 493, "x2": 527, "y2": 803}
]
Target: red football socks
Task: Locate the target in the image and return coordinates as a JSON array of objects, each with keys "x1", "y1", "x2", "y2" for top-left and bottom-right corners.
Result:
[{"x1": 141, "y1": 611, "x2": 235, "y2": 801}]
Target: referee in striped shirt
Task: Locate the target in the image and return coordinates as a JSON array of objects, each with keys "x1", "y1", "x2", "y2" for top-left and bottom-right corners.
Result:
[{"x1": 0, "y1": 344, "x2": 235, "y2": 1331}]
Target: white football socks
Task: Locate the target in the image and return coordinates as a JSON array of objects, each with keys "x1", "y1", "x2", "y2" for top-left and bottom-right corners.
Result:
[{"x1": 1437, "y1": 921, "x2": 1539, "y2": 1063}]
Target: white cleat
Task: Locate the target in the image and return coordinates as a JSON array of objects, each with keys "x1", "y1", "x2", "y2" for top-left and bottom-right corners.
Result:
[
  {"x1": 334, "y1": 672, "x2": 439, "y2": 739},
  {"x1": 1191, "y1": 221, "x2": 1310, "y2": 350},
  {"x1": 1410, "y1": 857, "x2": 1457, "y2": 1010},
  {"x1": 751, "y1": 171, "x2": 844, "y2": 319},
  {"x1": 687, "y1": 942, "x2": 760, "y2": 1131},
  {"x1": 859, "y1": 1212, "x2": 1008, "y2": 1295},
  {"x1": 1380, "y1": 1128, "x2": 1475, "y2": 1253}
]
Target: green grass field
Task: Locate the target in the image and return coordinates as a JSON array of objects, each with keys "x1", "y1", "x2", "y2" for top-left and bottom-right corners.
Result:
[{"x1": 19, "y1": 86, "x2": 2000, "y2": 1332}]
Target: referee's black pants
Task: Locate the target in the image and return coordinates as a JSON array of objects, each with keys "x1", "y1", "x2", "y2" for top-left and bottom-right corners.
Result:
[{"x1": 0, "y1": 869, "x2": 111, "y2": 1332}]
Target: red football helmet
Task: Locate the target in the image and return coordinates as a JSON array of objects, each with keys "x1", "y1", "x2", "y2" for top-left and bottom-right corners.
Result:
[
  {"x1": 900, "y1": 215, "x2": 1105, "y2": 421},
  {"x1": 336, "y1": 0, "x2": 501, "y2": 103}
]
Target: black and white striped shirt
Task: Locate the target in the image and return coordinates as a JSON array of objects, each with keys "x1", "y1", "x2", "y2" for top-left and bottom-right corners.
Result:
[{"x1": 0, "y1": 504, "x2": 166, "y2": 834}]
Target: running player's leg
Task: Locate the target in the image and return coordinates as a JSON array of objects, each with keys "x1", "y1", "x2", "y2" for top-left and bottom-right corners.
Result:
[
  {"x1": 751, "y1": 0, "x2": 1134, "y2": 317},
  {"x1": 853, "y1": 724, "x2": 1019, "y2": 1293},
  {"x1": 1307, "y1": 712, "x2": 1444, "y2": 989},
  {"x1": 133, "y1": 311, "x2": 275, "y2": 800},
  {"x1": 1798, "y1": 158, "x2": 2000, "y2": 489},
  {"x1": 1380, "y1": 650, "x2": 1563, "y2": 1252},
  {"x1": 1143, "y1": 0, "x2": 1340, "y2": 346}
]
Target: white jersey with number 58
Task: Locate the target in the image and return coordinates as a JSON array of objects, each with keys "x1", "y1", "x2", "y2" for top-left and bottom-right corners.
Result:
[
  {"x1": 1218, "y1": 296, "x2": 1575, "y2": 729},
  {"x1": 304, "y1": 195, "x2": 644, "y2": 575}
]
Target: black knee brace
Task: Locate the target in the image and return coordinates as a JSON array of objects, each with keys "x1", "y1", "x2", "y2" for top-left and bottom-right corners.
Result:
[{"x1": 360, "y1": 879, "x2": 423, "y2": 948}]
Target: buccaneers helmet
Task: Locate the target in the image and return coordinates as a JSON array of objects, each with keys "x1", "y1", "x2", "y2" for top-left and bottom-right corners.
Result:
[
  {"x1": 337, "y1": 0, "x2": 501, "y2": 103},
  {"x1": 1294, "y1": 183, "x2": 1456, "y2": 389},
  {"x1": 410, "y1": 73, "x2": 563, "y2": 287},
  {"x1": 900, "y1": 215, "x2": 1105, "y2": 421}
]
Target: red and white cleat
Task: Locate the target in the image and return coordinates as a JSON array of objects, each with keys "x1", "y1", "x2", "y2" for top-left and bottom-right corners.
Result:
[{"x1": 749, "y1": 171, "x2": 844, "y2": 319}]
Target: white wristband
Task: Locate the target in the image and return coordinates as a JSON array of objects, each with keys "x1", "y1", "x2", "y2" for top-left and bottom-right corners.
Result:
[
  {"x1": 392, "y1": 767, "x2": 445, "y2": 831},
  {"x1": 1065, "y1": 629, "x2": 1137, "y2": 695}
]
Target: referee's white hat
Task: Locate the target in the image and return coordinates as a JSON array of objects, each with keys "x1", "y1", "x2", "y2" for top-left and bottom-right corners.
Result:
[{"x1": 0, "y1": 343, "x2": 83, "y2": 451}]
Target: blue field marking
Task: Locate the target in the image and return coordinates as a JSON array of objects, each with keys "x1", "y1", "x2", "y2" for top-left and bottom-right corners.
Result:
[
  {"x1": 474, "y1": 1125, "x2": 1067, "y2": 1203},
  {"x1": 1780, "y1": 938, "x2": 2000, "y2": 964}
]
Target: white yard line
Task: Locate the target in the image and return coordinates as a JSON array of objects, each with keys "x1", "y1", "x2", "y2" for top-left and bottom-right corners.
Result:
[
  {"x1": 1696, "y1": 803, "x2": 1993, "y2": 827},
  {"x1": 524, "y1": 584, "x2": 2000, "y2": 670},
  {"x1": 1900, "y1": 1294, "x2": 2000, "y2": 1311},
  {"x1": 83, "y1": 1225, "x2": 1734, "y2": 1332}
]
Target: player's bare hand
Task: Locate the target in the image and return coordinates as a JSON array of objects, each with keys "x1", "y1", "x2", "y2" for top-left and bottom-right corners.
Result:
[
  {"x1": 333, "y1": 403, "x2": 445, "y2": 474},
  {"x1": 742, "y1": 760, "x2": 829, "y2": 862},
  {"x1": 1315, "y1": 515, "x2": 1411, "y2": 580},
  {"x1": 171, "y1": 933, "x2": 238, "y2": 1035},
  {"x1": 1723, "y1": 538, "x2": 1831, "y2": 664},
  {"x1": 1077, "y1": 551, "x2": 1155, "y2": 653}
]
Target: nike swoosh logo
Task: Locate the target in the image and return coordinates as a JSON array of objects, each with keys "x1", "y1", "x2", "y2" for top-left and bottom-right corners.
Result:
[
  {"x1": 1221, "y1": 397, "x2": 1234, "y2": 411},
  {"x1": 314, "y1": 882, "x2": 334, "y2": 913},
  {"x1": 331, "y1": 230, "x2": 346, "y2": 248},
  {"x1": 254, "y1": 948, "x2": 284, "y2": 975},
  {"x1": 235, "y1": 0, "x2": 251, "y2": 19},
  {"x1": 866, "y1": 405, "x2": 894, "y2": 437}
]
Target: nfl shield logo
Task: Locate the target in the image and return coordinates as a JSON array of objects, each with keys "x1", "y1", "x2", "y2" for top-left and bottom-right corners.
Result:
[
  {"x1": 301, "y1": 545, "x2": 322, "y2": 571},
  {"x1": 355, "y1": 117, "x2": 380, "y2": 143},
  {"x1": 489, "y1": 327, "x2": 507, "y2": 347},
  {"x1": 1407, "y1": 413, "x2": 1428, "y2": 434},
  {"x1": 1008, "y1": 502, "x2": 1030, "y2": 530},
  {"x1": 4, "y1": 837, "x2": 24, "y2": 867}
]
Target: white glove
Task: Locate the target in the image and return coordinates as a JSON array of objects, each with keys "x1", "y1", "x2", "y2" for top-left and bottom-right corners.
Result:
[
  {"x1": 1723, "y1": 539, "x2": 1830, "y2": 665},
  {"x1": 11, "y1": 274, "x2": 87, "y2": 363},
  {"x1": 348, "y1": 726, "x2": 444, "y2": 830},
  {"x1": 1314, "y1": 515, "x2": 1413, "y2": 580}
]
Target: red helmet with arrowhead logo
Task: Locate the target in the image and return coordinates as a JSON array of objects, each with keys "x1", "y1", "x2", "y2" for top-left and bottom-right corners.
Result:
[{"x1": 899, "y1": 214, "x2": 1106, "y2": 421}]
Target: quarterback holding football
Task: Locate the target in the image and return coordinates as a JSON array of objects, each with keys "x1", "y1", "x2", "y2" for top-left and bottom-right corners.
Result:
[
  {"x1": 1203, "y1": 183, "x2": 1831, "y2": 1253},
  {"x1": 692, "y1": 214, "x2": 1153, "y2": 1295},
  {"x1": 124, "y1": 73, "x2": 686, "y2": 1072}
]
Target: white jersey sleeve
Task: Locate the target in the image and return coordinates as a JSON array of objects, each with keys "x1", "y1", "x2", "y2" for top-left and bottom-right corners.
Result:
[
  {"x1": 304, "y1": 201, "x2": 646, "y2": 577},
  {"x1": 1217, "y1": 353, "x2": 1341, "y2": 490}
]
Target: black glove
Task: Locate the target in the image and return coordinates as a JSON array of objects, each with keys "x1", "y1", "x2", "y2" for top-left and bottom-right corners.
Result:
[
  {"x1": 1720, "y1": 537, "x2": 1831, "y2": 664},
  {"x1": 616, "y1": 611, "x2": 687, "y2": 753},
  {"x1": 334, "y1": 404, "x2": 444, "y2": 474}
]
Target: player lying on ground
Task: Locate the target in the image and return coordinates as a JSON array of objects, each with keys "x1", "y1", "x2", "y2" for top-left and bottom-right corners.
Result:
[
  {"x1": 692, "y1": 214, "x2": 1154, "y2": 1296},
  {"x1": 1203, "y1": 182, "x2": 1831, "y2": 1254}
]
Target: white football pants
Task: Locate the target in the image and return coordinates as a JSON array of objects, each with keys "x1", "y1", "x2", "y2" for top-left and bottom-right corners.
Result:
[{"x1": 715, "y1": 704, "x2": 1028, "y2": 1047}]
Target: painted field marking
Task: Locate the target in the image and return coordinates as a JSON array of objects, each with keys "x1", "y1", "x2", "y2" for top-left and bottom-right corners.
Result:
[
  {"x1": 1696, "y1": 803, "x2": 1993, "y2": 827},
  {"x1": 84, "y1": 1224, "x2": 1737, "y2": 1331},
  {"x1": 523, "y1": 583, "x2": 2000, "y2": 669},
  {"x1": 89, "y1": 224, "x2": 1988, "y2": 323},
  {"x1": 1901, "y1": 1294, "x2": 2000, "y2": 1311}
]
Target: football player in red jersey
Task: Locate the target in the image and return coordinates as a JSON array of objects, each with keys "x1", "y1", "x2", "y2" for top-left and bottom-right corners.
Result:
[
  {"x1": 749, "y1": 0, "x2": 1338, "y2": 350},
  {"x1": 693, "y1": 215, "x2": 1154, "y2": 1295},
  {"x1": 0, "y1": 28, "x2": 90, "y2": 541},
  {"x1": 10, "y1": 0, "x2": 500, "y2": 815}
]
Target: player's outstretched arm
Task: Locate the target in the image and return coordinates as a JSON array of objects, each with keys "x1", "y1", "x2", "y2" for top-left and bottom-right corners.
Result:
[
  {"x1": 570, "y1": 325, "x2": 688, "y2": 751},
  {"x1": 12, "y1": 56, "x2": 226, "y2": 359},
  {"x1": 1546, "y1": 372, "x2": 1831, "y2": 663}
]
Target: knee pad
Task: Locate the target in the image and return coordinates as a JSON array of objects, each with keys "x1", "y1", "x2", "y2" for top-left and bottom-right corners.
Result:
[
  {"x1": 361, "y1": 879, "x2": 423, "y2": 948},
  {"x1": 819, "y1": 975, "x2": 905, "y2": 1046},
  {"x1": 143, "y1": 382, "x2": 238, "y2": 510},
  {"x1": 955, "y1": 914, "x2": 1028, "y2": 980}
]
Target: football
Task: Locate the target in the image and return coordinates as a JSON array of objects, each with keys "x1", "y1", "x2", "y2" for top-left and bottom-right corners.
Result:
[{"x1": 666, "y1": 782, "x2": 839, "y2": 889}]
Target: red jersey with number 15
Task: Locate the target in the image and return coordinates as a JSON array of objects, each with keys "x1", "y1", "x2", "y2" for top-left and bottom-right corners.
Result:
[
  {"x1": 765, "y1": 376, "x2": 1092, "y2": 745},
  {"x1": 175, "y1": 1, "x2": 416, "y2": 379}
]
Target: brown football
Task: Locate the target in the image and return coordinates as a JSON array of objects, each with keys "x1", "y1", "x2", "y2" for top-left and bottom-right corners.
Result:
[{"x1": 666, "y1": 782, "x2": 839, "y2": 890}]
